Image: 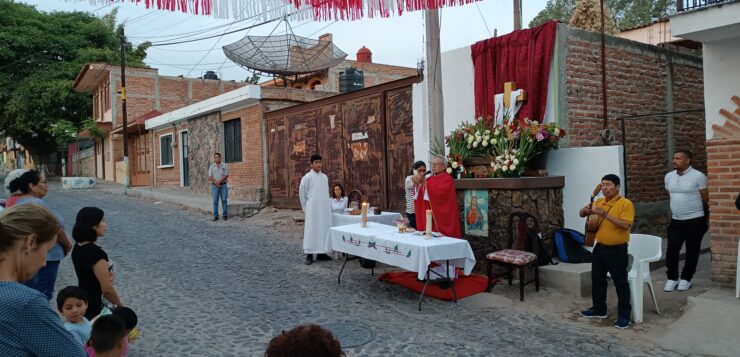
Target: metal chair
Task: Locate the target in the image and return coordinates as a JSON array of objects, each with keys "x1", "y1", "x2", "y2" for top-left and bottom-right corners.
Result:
[{"x1": 486, "y1": 212, "x2": 541, "y2": 301}]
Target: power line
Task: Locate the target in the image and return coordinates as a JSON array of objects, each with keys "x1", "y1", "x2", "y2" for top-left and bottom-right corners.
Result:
[{"x1": 148, "y1": 17, "x2": 283, "y2": 46}]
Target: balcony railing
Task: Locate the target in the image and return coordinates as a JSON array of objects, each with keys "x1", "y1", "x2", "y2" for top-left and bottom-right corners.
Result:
[{"x1": 677, "y1": 0, "x2": 732, "y2": 12}]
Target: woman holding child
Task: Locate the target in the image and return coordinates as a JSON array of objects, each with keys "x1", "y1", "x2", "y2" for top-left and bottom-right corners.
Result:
[
  {"x1": 72, "y1": 207, "x2": 124, "y2": 319},
  {"x1": 0, "y1": 204, "x2": 86, "y2": 356}
]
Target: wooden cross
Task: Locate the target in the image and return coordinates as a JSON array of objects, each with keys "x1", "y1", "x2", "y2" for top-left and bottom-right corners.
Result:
[{"x1": 503, "y1": 81, "x2": 527, "y2": 111}]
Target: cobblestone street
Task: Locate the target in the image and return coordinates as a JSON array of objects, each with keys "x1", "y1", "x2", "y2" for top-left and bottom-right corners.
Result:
[{"x1": 47, "y1": 187, "x2": 669, "y2": 356}]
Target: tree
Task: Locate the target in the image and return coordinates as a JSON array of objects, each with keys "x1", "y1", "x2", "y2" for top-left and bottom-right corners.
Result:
[
  {"x1": 246, "y1": 72, "x2": 261, "y2": 84},
  {"x1": 0, "y1": 2, "x2": 149, "y2": 164},
  {"x1": 570, "y1": 0, "x2": 616, "y2": 34},
  {"x1": 529, "y1": 0, "x2": 675, "y2": 30}
]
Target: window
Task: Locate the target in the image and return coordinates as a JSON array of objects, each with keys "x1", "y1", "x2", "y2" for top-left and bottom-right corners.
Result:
[
  {"x1": 223, "y1": 119, "x2": 242, "y2": 163},
  {"x1": 159, "y1": 134, "x2": 173, "y2": 166}
]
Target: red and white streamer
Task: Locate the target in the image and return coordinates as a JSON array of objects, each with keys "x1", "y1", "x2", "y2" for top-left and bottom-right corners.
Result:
[{"x1": 71, "y1": 0, "x2": 477, "y2": 20}]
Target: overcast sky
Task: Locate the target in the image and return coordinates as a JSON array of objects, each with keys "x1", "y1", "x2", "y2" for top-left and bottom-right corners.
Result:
[{"x1": 21, "y1": 0, "x2": 545, "y2": 82}]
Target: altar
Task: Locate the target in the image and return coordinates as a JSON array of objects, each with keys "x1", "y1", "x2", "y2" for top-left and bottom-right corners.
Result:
[{"x1": 455, "y1": 176, "x2": 565, "y2": 270}]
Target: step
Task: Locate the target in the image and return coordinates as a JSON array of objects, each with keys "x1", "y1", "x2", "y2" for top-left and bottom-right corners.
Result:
[{"x1": 539, "y1": 262, "x2": 592, "y2": 297}]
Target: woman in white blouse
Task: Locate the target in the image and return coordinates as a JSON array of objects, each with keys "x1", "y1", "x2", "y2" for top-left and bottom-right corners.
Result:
[{"x1": 330, "y1": 184, "x2": 348, "y2": 214}]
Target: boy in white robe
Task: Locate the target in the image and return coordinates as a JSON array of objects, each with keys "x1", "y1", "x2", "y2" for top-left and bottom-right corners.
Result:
[{"x1": 299, "y1": 154, "x2": 332, "y2": 265}]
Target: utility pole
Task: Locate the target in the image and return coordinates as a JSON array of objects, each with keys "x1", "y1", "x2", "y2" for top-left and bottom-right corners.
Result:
[
  {"x1": 119, "y1": 27, "x2": 130, "y2": 193},
  {"x1": 600, "y1": 0, "x2": 609, "y2": 144},
  {"x1": 513, "y1": 0, "x2": 522, "y2": 30},
  {"x1": 425, "y1": 9, "x2": 444, "y2": 156}
]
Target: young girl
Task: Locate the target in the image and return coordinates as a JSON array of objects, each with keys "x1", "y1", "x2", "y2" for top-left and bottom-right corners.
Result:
[
  {"x1": 330, "y1": 184, "x2": 348, "y2": 214},
  {"x1": 71, "y1": 207, "x2": 124, "y2": 319}
]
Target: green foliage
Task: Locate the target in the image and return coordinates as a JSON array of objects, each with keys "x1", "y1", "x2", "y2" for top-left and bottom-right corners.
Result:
[
  {"x1": 529, "y1": 0, "x2": 675, "y2": 31},
  {"x1": 0, "y1": 1, "x2": 149, "y2": 160},
  {"x1": 82, "y1": 117, "x2": 106, "y2": 138},
  {"x1": 47, "y1": 120, "x2": 78, "y2": 146},
  {"x1": 246, "y1": 73, "x2": 260, "y2": 84}
]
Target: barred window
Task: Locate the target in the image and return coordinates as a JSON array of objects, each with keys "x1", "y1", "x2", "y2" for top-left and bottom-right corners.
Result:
[
  {"x1": 224, "y1": 119, "x2": 242, "y2": 163},
  {"x1": 159, "y1": 134, "x2": 173, "y2": 166}
]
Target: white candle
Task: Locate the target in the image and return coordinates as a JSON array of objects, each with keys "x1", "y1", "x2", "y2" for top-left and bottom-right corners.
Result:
[
  {"x1": 425, "y1": 209, "x2": 433, "y2": 237},
  {"x1": 361, "y1": 202, "x2": 368, "y2": 227}
]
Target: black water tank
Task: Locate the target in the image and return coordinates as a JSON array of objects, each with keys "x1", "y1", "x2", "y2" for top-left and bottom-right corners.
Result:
[
  {"x1": 339, "y1": 67, "x2": 364, "y2": 93},
  {"x1": 203, "y1": 71, "x2": 218, "y2": 80}
]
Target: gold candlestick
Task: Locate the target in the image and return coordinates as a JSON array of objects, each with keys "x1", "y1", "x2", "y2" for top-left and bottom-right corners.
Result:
[{"x1": 361, "y1": 202, "x2": 368, "y2": 227}]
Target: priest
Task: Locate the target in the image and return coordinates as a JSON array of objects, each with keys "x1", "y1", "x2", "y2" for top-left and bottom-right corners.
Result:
[
  {"x1": 299, "y1": 154, "x2": 333, "y2": 265},
  {"x1": 413, "y1": 156, "x2": 462, "y2": 238}
]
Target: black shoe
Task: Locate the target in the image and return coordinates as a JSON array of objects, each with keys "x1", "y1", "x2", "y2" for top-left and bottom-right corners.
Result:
[
  {"x1": 316, "y1": 254, "x2": 332, "y2": 261},
  {"x1": 223, "y1": 215, "x2": 228, "y2": 221},
  {"x1": 212, "y1": 216, "x2": 219, "y2": 222},
  {"x1": 305, "y1": 255, "x2": 314, "y2": 265}
]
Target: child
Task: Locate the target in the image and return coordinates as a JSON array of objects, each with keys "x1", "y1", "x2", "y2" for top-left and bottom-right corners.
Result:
[
  {"x1": 56, "y1": 286, "x2": 92, "y2": 347},
  {"x1": 112, "y1": 306, "x2": 139, "y2": 356},
  {"x1": 86, "y1": 315, "x2": 127, "y2": 357}
]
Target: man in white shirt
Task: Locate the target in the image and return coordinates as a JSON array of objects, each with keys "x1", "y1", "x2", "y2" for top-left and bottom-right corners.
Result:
[
  {"x1": 208, "y1": 153, "x2": 229, "y2": 221},
  {"x1": 664, "y1": 150, "x2": 708, "y2": 292},
  {"x1": 299, "y1": 154, "x2": 332, "y2": 265}
]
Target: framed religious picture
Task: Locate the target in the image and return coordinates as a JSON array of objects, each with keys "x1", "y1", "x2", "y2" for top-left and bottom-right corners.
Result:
[{"x1": 464, "y1": 190, "x2": 488, "y2": 237}]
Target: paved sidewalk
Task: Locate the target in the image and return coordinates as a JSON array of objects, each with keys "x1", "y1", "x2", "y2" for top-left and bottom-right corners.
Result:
[{"x1": 93, "y1": 180, "x2": 260, "y2": 218}]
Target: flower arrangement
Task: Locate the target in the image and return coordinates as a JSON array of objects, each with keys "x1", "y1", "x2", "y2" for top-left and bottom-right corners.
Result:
[{"x1": 439, "y1": 115, "x2": 566, "y2": 178}]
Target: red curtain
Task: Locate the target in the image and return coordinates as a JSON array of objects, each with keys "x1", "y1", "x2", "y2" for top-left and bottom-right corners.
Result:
[{"x1": 471, "y1": 21, "x2": 558, "y2": 122}]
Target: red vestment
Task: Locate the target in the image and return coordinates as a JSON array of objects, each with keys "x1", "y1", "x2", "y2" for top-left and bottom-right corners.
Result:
[{"x1": 413, "y1": 173, "x2": 462, "y2": 238}]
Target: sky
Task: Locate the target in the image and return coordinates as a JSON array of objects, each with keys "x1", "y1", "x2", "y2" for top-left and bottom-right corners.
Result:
[{"x1": 21, "y1": 0, "x2": 546, "y2": 82}]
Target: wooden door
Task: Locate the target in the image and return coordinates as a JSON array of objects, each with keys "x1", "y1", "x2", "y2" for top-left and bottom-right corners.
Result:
[
  {"x1": 285, "y1": 112, "x2": 318, "y2": 209},
  {"x1": 131, "y1": 134, "x2": 151, "y2": 187},
  {"x1": 385, "y1": 87, "x2": 415, "y2": 213},
  {"x1": 268, "y1": 117, "x2": 290, "y2": 207},
  {"x1": 341, "y1": 95, "x2": 385, "y2": 208}
]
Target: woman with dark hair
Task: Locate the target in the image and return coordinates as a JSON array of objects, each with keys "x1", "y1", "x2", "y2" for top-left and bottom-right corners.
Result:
[
  {"x1": 11, "y1": 170, "x2": 73, "y2": 300},
  {"x1": 71, "y1": 207, "x2": 123, "y2": 319},
  {"x1": 265, "y1": 324, "x2": 344, "y2": 357},
  {"x1": 0, "y1": 204, "x2": 86, "y2": 356},
  {"x1": 404, "y1": 161, "x2": 426, "y2": 229},
  {"x1": 3, "y1": 168, "x2": 28, "y2": 208},
  {"x1": 330, "y1": 184, "x2": 348, "y2": 214}
]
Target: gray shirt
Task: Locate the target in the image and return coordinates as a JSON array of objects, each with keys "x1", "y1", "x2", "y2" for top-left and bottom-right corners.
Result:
[{"x1": 208, "y1": 163, "x2": 229, "y2": 184}]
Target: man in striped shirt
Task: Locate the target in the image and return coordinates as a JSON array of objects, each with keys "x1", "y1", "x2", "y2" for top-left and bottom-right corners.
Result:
[{"x1": 404, "y1": 161, "x2": 426, "y2": 229}]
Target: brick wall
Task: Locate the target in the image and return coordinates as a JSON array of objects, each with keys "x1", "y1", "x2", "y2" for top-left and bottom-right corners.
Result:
[
  {"x1": 560, "y1": 25, "x2": 705, "y2": 237},
  {"x1": 707, "y1": 96, "x2": 740, "y2": 283}
]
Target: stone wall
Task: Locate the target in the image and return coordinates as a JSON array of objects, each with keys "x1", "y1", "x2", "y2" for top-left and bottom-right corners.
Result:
[
  {"x1": 186, "y1": 112, "x2": 222, "y2": 196},
  {"x1": 557, "y1": 25, "x2": 706, "y2": 237},
  {"x1": 456, "y1": 186, "x2": 564, "y2": 272}
]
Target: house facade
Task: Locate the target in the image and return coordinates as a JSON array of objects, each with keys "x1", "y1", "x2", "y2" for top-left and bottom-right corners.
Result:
[
  {"x1": 72, "y1": 63, "x2": 245, "y2": 184},
  {"x1": 671, "y1": 0, "x2": 740, "y2": 284}
]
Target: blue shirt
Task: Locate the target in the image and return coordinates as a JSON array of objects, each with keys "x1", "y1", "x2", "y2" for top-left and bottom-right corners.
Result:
[
  {"x1": 64, "y1": 318, "x2": 91, "y2": 347},
  {"x1": 15, "y1": 197, "x2": 66, "y2": 261},
  {"x1": 0, "y1": 282, "x2": 86, "y2": 357}
]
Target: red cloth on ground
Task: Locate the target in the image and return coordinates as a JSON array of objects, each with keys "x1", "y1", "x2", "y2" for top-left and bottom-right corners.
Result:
[
  {"x1": 379, "y1": 271, "x2": 491, "y2": 301},
  {"x1": 414, "y1": 173, "x2": 461, "y2": 238},
  {"x1": 471, "y1": 20, "x2": 558, "y2": 122}
]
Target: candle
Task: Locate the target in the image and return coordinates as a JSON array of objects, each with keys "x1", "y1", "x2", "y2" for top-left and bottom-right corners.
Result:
[
  {"x1": 361, "y1": 202, "x2": 368, "y2": 227},
  {"x1": 425, "y1": 209, "x2": 433, "y2": 238}
]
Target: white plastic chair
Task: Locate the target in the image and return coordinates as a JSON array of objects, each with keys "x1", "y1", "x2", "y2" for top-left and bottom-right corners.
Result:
[{"x1": 628, "y1": 234, "x2": 663, "y2": 323}]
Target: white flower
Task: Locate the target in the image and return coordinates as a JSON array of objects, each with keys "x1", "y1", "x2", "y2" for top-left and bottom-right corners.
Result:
[
  {"x1": 467, "y1": 136, "x2": 474, "y2": 144},
  {"x1": 513, "y1": 158, "x2": 519, "y2": 165},
  {"x1": 494, "y1": 130, "x2": 500, "y2": 136},
  {"x1": 496, "y1": 155, "x2": 502, "y2": 161},
  {"x1": 502, "y1": 166, "x2": 508, "y2": 172},
  {"x1": 476, "y1": 136, "x2": 483, "y2": 143},
  {"x1": 554, "y1": 128, "x2": 561, "y2": 136},
  {"x1": 451, "y1": 161, "x2": 458, "y2": 169},
  {"x1": 481, "y1": 140, "x2": 488, "y2": 147},
  {"x1": 472, "y1": 141, "x2": 479, "y2": 148},
  {"x1": 485, "y1": 129, "x2": 491, "y2": 135},
  {"x1": 492, "y1": 139, "x2": 498, "y2": 144},
  {"x1": 483, "y1": 135, "x2": 490, "y2": 141},
  {"x1": 475, "y1": 132, "x2": 482, "y2": 137},
  {"x1": 491, "y1": 161, "x2": 496, "y2": 167},
  {"x1": 446, "y1": 167, "x2": 453, "y2": 174},
  {"x1": 467, "y1": 144, "x2": 472, "y2": 149},
  {"x1": 511, "y1": 164, "x2": 517, "y2": 170}
]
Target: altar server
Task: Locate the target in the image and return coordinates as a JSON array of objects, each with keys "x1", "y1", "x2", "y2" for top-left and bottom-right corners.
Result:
[{"x1": 299, "y1": 154, "x2": 333, "y2": 265}]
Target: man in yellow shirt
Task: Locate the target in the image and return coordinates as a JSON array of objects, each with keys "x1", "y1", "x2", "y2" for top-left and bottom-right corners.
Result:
[{"x1": 578, "y1": 174, "x2": 635, "y2": 329}]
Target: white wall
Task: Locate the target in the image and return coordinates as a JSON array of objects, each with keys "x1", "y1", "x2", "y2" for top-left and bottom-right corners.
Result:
[
  {"x1": 547, "y1": 145, "x2": 625, "y2": 232},
  {"x1": 702, "y1": 37, "x2": 740, "y2": 140},
  {"x1": 412, "y1": 45, "x2": 475, "y2": 164}
]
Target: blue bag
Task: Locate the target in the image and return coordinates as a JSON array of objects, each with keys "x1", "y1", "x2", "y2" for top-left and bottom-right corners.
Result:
[{"x1": 552, "y1": 228, "x2": 592, "y2": 263}]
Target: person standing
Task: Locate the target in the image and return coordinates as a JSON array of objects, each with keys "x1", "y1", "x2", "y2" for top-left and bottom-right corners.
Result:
[
  {"x1": 404, "y1": 161, "x2": 426, "y2": 229},
  {"x1": 10, "y1": 170, "x2": 73, "y2": 300},
  {"x1": 413, "y1": 156, "x2": 461, "y2": 238},
  {"x1": 299, "y1": 154, "x2": 332, "y2": 265},
  {"x1": 208, "y1": 153, "x2": 229, "y2": 222},
  {"x1": 579, "y1": 174, "x2": 634, "y2": 329},
  {"x1": 664, "y1": 150, "x2": 708, "y2": 292}
]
